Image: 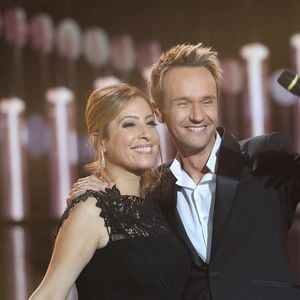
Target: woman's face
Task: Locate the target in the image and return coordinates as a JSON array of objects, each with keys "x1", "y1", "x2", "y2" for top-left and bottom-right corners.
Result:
[{"x1": 103, "y1": 97, "x2": 160, "y2": 175}]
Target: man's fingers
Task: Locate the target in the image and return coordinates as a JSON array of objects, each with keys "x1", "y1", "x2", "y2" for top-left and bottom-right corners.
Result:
[
  {"x1": 76, "y1": 175, "x2": 108, "y2": 185},
  {"x1": 70, "y1": 179, "x2": 108, "y2": 196},
  {"x1": 76, "y1": 176, "x2": 92, "y2": 183},
  {"x1": 67, "y1": 189, "x2": 87, "y2": 204},
  {"x1": 73, "y1": 181, "x2": 108, "y2": 192},
  {"x1": 66, "y1": 175, "x2": 111, "y2": 207}
]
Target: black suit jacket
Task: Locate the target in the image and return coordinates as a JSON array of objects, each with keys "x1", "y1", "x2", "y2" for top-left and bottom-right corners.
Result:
[{"x1": 154, "y1": 127, "x2": 300, "y2": 300}]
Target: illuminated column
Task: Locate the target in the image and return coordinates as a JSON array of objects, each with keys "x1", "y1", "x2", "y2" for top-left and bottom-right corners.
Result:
[
  {"x1": 46, "y1": 87, "x2": 78, "y2": 217},
  {"x1": 12, "y1": 227, "x2": 27, "y2": 299},
  {"x1": 290, "y1": 33, "x2": 300, "y2": 151},
  {"x1": 94, "y1": 76, "x2": 120, "y2": 89},
  {"x1": 220, "y1": 58, "x2": 244, "y2": 138},
  {"x1": 240, "y1": 43, "x2": 270, "y2": 137},
  {"x1": 156, "y1": 123, "x2": 176, "y2": 164},
  {"x1": 110, "y1": 34, "x2": 136, "y2": 80},
  {"x1": 0, "y1": 98, "x2": 28, "y2": 221},
  {"x1": 1, "y1": 226, "x2": 27, "y2": 300}
]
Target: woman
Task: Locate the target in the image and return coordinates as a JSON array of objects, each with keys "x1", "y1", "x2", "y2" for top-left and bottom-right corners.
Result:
[{"x1": 29, "y1": 83, "x2": 191, "y2": 300}]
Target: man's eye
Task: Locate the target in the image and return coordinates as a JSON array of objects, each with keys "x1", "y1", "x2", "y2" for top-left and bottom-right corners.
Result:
[
  {"x1": 203, "y1": 98, "x2": 214, "y2": 105},
  {"x1": 122, "y1": 122, "x2": 135, "y2": 128},
  {"x1": 177, "y1": 102, "x2": 188, "y2": 106}
]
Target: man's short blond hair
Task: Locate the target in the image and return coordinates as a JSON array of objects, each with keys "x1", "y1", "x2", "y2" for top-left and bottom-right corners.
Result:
[{"x1": 149, "y1": 43, "x2": 222, "y2": 108}]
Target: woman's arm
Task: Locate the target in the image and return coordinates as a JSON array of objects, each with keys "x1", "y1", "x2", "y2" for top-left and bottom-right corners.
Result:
[{"x1": 29, "y1": 197, "x2": 109, "y2": 300}]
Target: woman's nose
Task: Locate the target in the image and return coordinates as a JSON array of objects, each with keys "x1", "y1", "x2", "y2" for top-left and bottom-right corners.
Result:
[{"x1": 138, "y1": 124, "x2": 152, "y2": 140}]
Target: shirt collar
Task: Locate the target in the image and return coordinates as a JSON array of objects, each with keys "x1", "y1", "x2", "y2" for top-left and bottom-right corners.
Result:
[
  {"x1": 206, "y1": 132, "x2": 221, "y2": 173},
  {"x1": 170, "y1": 132, "x2": 222, "y2": 184}
]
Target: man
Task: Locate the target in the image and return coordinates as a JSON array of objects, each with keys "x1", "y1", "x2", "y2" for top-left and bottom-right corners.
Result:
[
  {"x1": 69, "y1": 43, "x2": 300, "y2": 299},
  {"x1": 148, "y1": 43, "x2": 300, "y2": 300}
]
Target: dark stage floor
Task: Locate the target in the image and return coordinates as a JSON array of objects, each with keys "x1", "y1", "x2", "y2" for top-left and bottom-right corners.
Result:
[{"x1": 1, "y1": 215, "x2": 300, "y2": 300}]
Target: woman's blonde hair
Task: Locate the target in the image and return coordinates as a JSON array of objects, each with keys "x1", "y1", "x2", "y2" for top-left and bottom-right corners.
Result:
[{"x1": 85, "y1": 83, "x2": 160, "y2": 195}]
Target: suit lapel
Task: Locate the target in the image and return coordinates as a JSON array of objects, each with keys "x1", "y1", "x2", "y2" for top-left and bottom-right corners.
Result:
[
  {"x1": 158, "y1": 169, "x2": 204, "y2": 266},
  {"x1": 210, "y1": 128, "x2": 245, "y2": 260},
  {"x1": 157, "y1": 128, "x2": 246, "y2": 266}
]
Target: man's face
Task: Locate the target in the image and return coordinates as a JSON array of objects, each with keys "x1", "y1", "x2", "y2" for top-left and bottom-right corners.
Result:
[{"x1": 161, "y1": 66, "x2": 219, "y2": 157}]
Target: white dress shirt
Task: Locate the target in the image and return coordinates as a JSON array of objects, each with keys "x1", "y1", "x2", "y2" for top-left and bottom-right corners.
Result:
[{"x1": 170, "y1": 133, "x2": 221, "y2": 263}]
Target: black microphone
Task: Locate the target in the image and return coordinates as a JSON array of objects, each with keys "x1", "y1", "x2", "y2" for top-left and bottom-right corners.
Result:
[{"x1": 277, "y1": 70, "x2": 300, "y2": 96}]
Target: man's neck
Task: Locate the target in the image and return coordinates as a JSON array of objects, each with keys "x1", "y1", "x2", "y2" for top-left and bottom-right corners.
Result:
[{"x1": 178, "y1": 150, "x2": 211, "y2": 184}]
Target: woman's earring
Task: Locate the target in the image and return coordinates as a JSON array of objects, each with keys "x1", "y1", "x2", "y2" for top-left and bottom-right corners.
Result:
[
  {"x1": 101, "y1": 150, "x2": 106, "y2": 168},
  {"x1": 151, "y1": 102, "x2": 163, "y2": 122}
]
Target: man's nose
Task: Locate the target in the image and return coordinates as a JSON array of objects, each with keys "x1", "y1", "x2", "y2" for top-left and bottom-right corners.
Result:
[{"x1": 190, "y1": 103, "x2": 204, "y2": 123}]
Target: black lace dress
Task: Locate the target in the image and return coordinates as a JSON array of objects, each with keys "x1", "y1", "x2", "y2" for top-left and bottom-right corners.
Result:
[{"x1": 60, "y1": 185, "x2": 191, "y2": 300}]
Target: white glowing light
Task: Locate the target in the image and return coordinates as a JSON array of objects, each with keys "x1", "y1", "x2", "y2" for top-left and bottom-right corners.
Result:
[
  {"x1": 142, "y1": 66, "x2": 151, "y2": 82},
  {"x1": 46, "y1": 87, "x2": 74, "y2": 214},
  {"x1": 270, "y1": 70, "x2": 297, "y2": 106},
  {"x1": 0, "y1": 98, "x2": 25, "y2": 221},
  {"x1": 290, "y1": 33, "x2": 300, "y2": 73},
  {"x1": 240, "y1": 43, "x2": 270, "y2": 136},
  {"x1": 12, "y1": 226, "x2": 26, "y2": 299},
  {"x1": 94, "y1": 76, "x2": 121, "y2": 89}
]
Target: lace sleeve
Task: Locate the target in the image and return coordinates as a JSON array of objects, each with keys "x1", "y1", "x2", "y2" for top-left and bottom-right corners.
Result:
[{"x1": 58, "y1": 190, "x2": 111, "y2": 230}]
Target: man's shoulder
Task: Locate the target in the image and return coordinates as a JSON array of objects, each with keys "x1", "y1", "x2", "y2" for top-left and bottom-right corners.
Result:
[{"x1": 239, "y1": 132, "x2": 291, "y2": 158}]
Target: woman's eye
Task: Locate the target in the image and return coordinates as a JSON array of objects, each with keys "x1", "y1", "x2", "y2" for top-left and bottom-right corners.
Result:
[
  {"x1": 122, "y1": 122, "x2": 135, "y2": 128},
  {"x1": 147, "y1": 120, "x2": 157, "y2": 127}
]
